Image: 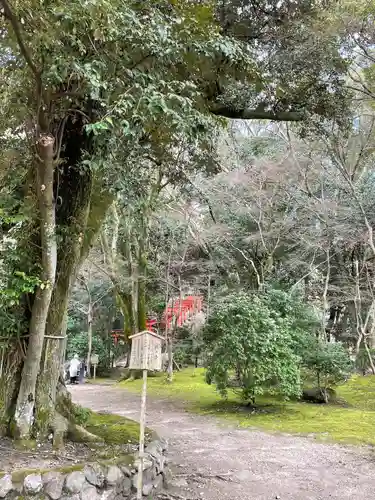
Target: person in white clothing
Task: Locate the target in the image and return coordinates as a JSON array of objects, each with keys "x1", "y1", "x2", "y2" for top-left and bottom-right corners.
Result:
[{"x1": 69, "y1": 354, "x2": 81, "y2": 384}]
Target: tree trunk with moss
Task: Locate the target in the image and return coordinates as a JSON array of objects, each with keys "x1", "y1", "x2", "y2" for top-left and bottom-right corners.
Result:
[
  {"x1": 0, "y1": 115, "x2": 112, "y2": 442},
  {"x1": 14, "y1": 134, "x2": 57, "y2": 439},
  {"x1": 33, "y1": 113, "x2": 93, "y2": 437}
]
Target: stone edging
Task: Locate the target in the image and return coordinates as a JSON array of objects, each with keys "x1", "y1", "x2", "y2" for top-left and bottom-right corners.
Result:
[{"x1": 0, "y1": 438, "x2": 169, "y2": 499}]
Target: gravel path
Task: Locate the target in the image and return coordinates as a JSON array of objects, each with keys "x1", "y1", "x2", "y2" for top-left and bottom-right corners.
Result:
[{"x1": 71, "y1": 384, "x2": 375, "y2": 500}]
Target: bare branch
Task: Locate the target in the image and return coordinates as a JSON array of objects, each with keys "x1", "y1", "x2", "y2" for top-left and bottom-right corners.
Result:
[{"x1": 210, "y1": 103, "x2": 303, "y2": 122}]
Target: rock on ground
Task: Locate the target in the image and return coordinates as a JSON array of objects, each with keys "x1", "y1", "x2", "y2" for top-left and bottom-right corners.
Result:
[
  {"x1": 106, "y1": 466, "x2": 124, "y2": 486},
  {"x1": 42, "y1": 471, "x2": 65, "y2": 500},
  {"x1": 0, "y1": 475, "x2": 12, "y2": 498},
  {"x1": 24, "y1": 474, "x2": 43, "y2": 495},
  {"x1": 84, "y1": 464, "x2": 105, "y2": 488},
  {"x1": 65, "y1": 471, "x2": 87, "y2": 494},
  {"x1": 81, "y1": 484, "x2": 99, "y2": 500}
]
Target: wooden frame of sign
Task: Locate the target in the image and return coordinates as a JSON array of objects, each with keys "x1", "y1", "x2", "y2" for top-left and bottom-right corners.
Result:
[
  {"x1": 128, "y1": 330, "x2": 164, "y2": 499},
  {"x1": 90, "y1": 354, "x2": 99, "y2": 380}
]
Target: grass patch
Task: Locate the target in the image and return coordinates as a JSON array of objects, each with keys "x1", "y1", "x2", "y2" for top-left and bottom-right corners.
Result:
[
  {"x1": 118, "y1": 368, "x2": 375, "y2": 446},
  {"x1": 84, "y1": 411, "x2": 152, "y2": 445}
]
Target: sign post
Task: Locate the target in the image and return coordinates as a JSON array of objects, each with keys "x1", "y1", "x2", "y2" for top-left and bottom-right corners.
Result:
[
  {"x1": 129, "y1": 330, "x2": 163, "y2": 500},
  {"x1": 90, "y1": 354, "x2": 99, "y2": 380}
]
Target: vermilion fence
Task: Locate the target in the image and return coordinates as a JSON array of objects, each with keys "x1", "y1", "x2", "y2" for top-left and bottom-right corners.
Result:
[{"x1": 110, "y1": 296, "x2": 203, "y2": 343}]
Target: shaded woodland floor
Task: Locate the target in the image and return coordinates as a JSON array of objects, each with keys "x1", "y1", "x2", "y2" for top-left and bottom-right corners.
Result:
[{"x1": 72, "y1": 383, "x2": 375, "y2": 500}]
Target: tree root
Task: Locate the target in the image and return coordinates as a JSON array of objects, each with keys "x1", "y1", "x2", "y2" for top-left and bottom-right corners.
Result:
[
  {"x1": 68, "y1": 422, "x2": 104, "y2": 444},
  {"x1": 51, "y1": 411, "x2": 103, "y2": 448},
  {"x1": 157, "y1": 494, "x2": 199, "y2": 500},
  {"x1": 176, "y1": 472, "x2": 236, "y2": 483}
]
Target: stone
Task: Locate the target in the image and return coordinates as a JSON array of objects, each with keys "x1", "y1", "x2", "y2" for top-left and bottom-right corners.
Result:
[
  {"x1": 65, "y1": 472, "x2": 87, "y2": 494},
  {"x1": 152, "y1": 475, "x2": 163, "y2": 492},
  {"x1": 161, "y1": 469, "x2": 172, "y2": 488},
  {"x1": 24, "y1": 474, "x2": 43, "y2": 495},
  {"x1": 131, "y1": 474, "x2": 150, "y2": 495},
  {"x1": 142, "y1": 483, "x2": 153, "y2": 496},
  {"x1": 106, "y1": 466, "x2": 124, "y2": 486},
  {"x1": 80, "y1": 484, "x2": 99, "y2": 500},
  {"x1": 145, "y1": 441, "x2": 162, "y2": 458},
  {"x1": 119, "y1": 466, "x2": 132, "y2": 478},
  {"x1": 61, "y1": 496, "x2": 80, "y2": 500},
  {"x1": 122, "y1": 477, "x2": 132, "y2": 495},
  {"x1": 0, "y1": 474, "x2": 12, "y2": 498},
  {"x1": 301, "y1": 387, "x2": 336, "y2": 404},
  {"x1": 100, "y1": 489, "x2": 115, "y2": 500},
  {"x1": 84, "y1": 464, "x2": 105, "y2": 488},
  {"x1": 133, "y1": 457, "x2": 153, "y2": 472},
  {"x1": 155, "y1": 456, "x2": 165, "y2": 474},
  {"x1": 159, "y1": 438, "x2": 168, "y2": 452},
  {"x1": 12, "y1": 481, "x2": 23, "y2": 495},
  {"x1": 142, "y1": 468, "x2": 157, "y2": 484},
  {"x1": 43, "y1": 471, "x2": 65, "y2": 500},
  {"x1": 131, "y1": 476, "x2": 137, "y2": 491}
]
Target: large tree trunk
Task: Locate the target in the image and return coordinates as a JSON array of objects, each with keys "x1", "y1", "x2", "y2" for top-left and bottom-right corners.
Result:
[
  {"x1": 0, "y1": 344, "x2": 24, "y2": 437},
  {"x1": 0, "y1": 101, "x2": 113, "y2": 442},
  {"x1": 35, "y1": 158, "x2": 93, "y2": 437},
  {"x1": 13, "y1": 134, "x2": 57, "y2": 439}
]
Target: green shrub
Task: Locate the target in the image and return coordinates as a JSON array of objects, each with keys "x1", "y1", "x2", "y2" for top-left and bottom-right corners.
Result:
[
  {"x1": 72, "y1": 404, "x2": 92, "y2": 425},
  {"x1": 203, "y1": 290, "x2": 313, "y2": 403},
  {"x1": 303, "y1": 340, "x2": 353, "y2": 392}
]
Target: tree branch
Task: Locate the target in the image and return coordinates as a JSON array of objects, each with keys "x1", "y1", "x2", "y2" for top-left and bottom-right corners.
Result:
[
  {"x1": 210, "y1": 103, "x2": 303, "y2": 122},
  {"x1": 0, "y1": 0, "x2": 40, "y2": 79}
]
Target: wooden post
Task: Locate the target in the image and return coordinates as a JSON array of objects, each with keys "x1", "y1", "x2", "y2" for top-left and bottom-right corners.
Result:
[
  {"x1": 90, "y1": 354, "x2": 99, "y2": 381},
  {"x1": 136, "y1": 368, "x2": 148, "y2": 500},
  {"x1": 129, "y1": 330, "x2": 163, "y2": 500}
]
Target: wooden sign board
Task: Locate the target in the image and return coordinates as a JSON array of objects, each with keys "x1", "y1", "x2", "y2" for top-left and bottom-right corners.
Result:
[
  {"x1": 129, "y1": 330, "x2": 164, "y2": 371},
  {"x1": 90, "y1": 354, "x2": 99, "y2": 366}
]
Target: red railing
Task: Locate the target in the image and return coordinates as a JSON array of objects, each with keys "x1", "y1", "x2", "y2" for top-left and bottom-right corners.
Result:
[
  {"x1": 110, "y1": 297, "x2": 203, "y2": 343},
  {"x1": 160, "y1": 296, "x2": 203, "y2": 330}
]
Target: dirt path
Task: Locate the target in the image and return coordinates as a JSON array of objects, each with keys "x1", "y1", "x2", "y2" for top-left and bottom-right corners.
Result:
[{"x1": 71, "y1": 384, "x2": 375, "y2": 500}]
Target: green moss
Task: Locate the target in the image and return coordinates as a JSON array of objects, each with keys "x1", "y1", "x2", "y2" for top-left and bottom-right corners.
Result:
[
  {"x1": 337, "y1": 374, "x2": 375, "y2": 410},
  {"x1": 7, "y1": 464, "x2": 85, "y2": 484},
  {"x1": 14, "y1": 439, "x2": 37, "y2": 451},
  {"x1": 12, "y1": 469, "x2": 45, "y2": 484},
  {"x1": 119, "y1": 367, "x2": 375, "y2": 447},
  {"x1": 35, "y1": 406, "x2": 52, "y2": 436},
  {"x1": 9, "y1": 419, "x2": 18, "y2": 439},
  {"x1": 97, "y1": 454, "x2": 134, "y2": 467},
  {"x1": 55, "y1": 464, "x2": 84, "y2": 474},
  {"x1": 84, "y1": 412, "x2": 150, "y2": 445}
]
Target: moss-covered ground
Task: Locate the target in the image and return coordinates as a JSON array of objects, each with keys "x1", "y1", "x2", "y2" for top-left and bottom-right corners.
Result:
[
  {"x1": 84, "y1": 410, "x2": 153, "y2": 445},
  {"x1": 117, "y1": 368, "x2": 375, "y2": 446}
]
